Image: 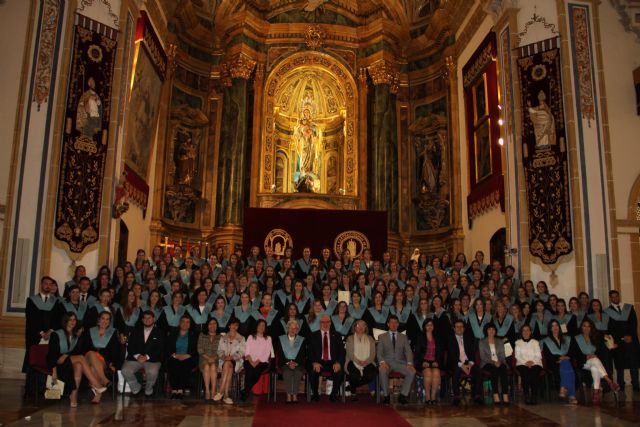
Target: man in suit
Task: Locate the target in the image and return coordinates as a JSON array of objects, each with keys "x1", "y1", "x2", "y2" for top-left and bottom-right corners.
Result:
[
  {"x1": 606, "y1": 290, "x2": 639, "y2": 391},
  {"x1": 377, "y1": 315, "x2": 415, "y2": 404},
  {"x1": 308, "y1": 314, "x2": 345, "y2": 402},
  {"x1": 448, "y1": 319, "x2": 482, "y2": 405},
  {"x1": 121, "y1": 310, "x2": 165, "y2": 397}
]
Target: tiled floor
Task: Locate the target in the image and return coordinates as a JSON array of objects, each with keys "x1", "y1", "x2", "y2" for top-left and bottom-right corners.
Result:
[{"x1": 1, "y1": 380, "x2": 639, "y2": 426}]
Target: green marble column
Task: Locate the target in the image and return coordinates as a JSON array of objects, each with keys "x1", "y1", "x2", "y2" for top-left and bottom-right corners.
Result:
[
  {"x1": 216, "y1": 78, "x2": 249, "y2": 226},
  {"x1": 368, "y1": 84, "x2": 399, "y2": 231}
]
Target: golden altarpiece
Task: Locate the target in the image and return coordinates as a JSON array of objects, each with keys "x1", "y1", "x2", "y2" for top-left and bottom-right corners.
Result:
[{"x1": 147, "y1": 0, "x2": 475, "y2": 258}]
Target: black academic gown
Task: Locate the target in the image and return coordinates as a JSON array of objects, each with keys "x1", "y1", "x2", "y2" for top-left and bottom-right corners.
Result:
[{"x1": 23, "y1": 295, "x2": 60, "y2": 372}]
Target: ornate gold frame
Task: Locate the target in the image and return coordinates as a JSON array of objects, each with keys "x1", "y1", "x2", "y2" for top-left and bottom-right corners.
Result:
[{"x1": 258, "y1": 51, "x2": 358, "y2": 198}]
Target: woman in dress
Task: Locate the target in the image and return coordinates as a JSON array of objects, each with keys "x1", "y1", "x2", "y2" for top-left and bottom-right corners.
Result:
[
  {"x1": 344, "y1": 319, "x2": 376, "y2": 400},
  {"x1": 84, "y1": 311, "x2": 121, "y2": 402},
  {"x1": 415, "y1": 319, "x2": 444, "y2": 405},
  {"x1": 215, "y1": 318, "x2": 246, "y2": 404},
  {"x1": 277, "y1": 319, "x2": 306, "y2": 403},
  {"x1": 198, "y1": 318, "x2": 221, "y2": 401},
  {"x1": 242, "y1": 319, "x2": 273, "y2": 401}
]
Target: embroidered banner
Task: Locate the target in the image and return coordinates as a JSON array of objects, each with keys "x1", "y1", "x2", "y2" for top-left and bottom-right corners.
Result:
[
  {"x1": 122, "y1": 11, "x2": 166, "y2": 211},
  {"x1": 517, "y1": 37, "x2": 572, "y2": 264},
  {"x1": 55, "y1": 14, "x2": 118, "y2": 253}
]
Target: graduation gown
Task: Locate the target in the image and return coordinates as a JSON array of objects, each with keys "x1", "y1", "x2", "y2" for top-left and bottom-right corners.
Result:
[
  {"x1": 23, "y1": 295, "x2": 60, "y2": 372},
  {"x1": 46, "y1": 330, "x2": 82, "y2": 395},
  {"x1": 84, "y1": 326, "x2": 123, "y2": 369}
]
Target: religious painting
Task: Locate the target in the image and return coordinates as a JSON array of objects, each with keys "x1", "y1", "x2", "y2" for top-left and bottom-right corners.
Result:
[
  {"x1": 474, "y1": 120, "x2": 492, "y2": 182},
  {"x1": 473, "y1": 76, "x2": 488, "y2": 120},
  {"x1": 410, "y1": 103, "x2": 451, "y2": 232},
  {"x1": 54, "y1": 15, "x2": 117, "y2": 254},
  {"x1": 517, "y1": 37, "x2": 572, "y2": 264},
  {"x1": 123, "y1": 45, "x2": 163, "y2": 181},
  {"x1": 122, "y1": 12, "x2": 166, "y2": 212}
]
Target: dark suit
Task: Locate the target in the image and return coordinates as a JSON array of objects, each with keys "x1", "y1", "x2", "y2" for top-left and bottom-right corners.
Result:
[
  {"x1": 165, "y1": 330, "x2": 198, "y2": 391},
  {"x1": 121, "y1": 325, "x2": 165, "y2": 395},
  {"x1": 448, "y1": 334, "x2": 482, "y2": 399},
  {"x1": 307, "y1": 329, "x2": 345, "y2": 398}
]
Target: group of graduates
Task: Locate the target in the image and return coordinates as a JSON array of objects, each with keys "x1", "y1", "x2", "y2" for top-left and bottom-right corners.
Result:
[{"x1": 24, "y1": 245, "x2": 639, "y2": 407}]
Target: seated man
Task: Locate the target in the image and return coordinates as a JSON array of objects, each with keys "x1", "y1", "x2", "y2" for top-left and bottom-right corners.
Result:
[
  {"x1": 121, "y1": 310, "x2": 165, "y2": 397},
  {"x1": 377, "y1": 315, "x2": 415, "y2": 405},
  {"x1": 448, "y1": 319, "x2": 482, "y2": 405},
  {"x1": 308, "y1": 314, "x2": 345, "y2": 402}
]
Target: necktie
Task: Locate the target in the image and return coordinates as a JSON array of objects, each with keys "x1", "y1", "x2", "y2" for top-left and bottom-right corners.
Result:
[
  {"x1": 43, "y1": 295, "x2": 48, "y2": 303},
  {"x1": 322, "y1": 332, "x2": 329, "y2": 361},
  {"x1": 458, "y1": 336, "x2": 466, "y2": 364},
  {"x1": 616, "y1": 305, "x2": 622, "y2": 314},
  {"x1": 392, "y1": 333, "x2": 396, "y2": 350},
  {"x1": 81, "y1": 294, "x2": 86, "y2": 302}
]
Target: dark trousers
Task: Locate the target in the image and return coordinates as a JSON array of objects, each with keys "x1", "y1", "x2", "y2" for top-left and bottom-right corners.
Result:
[
  {"x1": 167, "y1": 357, "x2": 196, "y2": 390},
  {"x1": 346, "y1": 361, "x2": 377, "y2": 393},
  {"x1": 517, "y1": 365, "x2": 541, "y2": 398},
  {"x1": 452, "y1": 364, "x2": 482, "y2": 398},
  {"x1": 482, "y1": 363, "x2": 509, "y2": 394},
  {"x1": 243, "y1": 361, "x2": 269, "y2": 394},
  {"x1": 309, "y1": 360, "x2": 343, "y2": 397},
  {"x1": 613, "y1": 342, "x2": 639, "y2": 388}
]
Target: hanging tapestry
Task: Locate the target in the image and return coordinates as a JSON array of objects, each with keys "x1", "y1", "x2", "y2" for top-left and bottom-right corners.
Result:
[
  {"x1": 517, "y1": 37, "x2": 572, "y2": 264},
  {"x1": 54, "y1": 14, "x2": 118, "y2": 253},
  {"x1": 122, "y1": 11, "x2": 167, "y2": 211}
]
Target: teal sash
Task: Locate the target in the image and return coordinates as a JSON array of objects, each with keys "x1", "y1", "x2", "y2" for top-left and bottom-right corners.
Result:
[
  {"x1": 529, "y1": 310, "x2": 552, "y2": 336},
  {"x1": 188, "y1": 304, "x2": 211, "y2": 325},
  {"x1": 173, "y1": 257, "x2": 184, "y2": 268},
  {"x1": 450, "y1": 287, "x2": 461, "y2": 300},
  {"x1": 495, "y1": 314, "x2": 514, "y2": 337},
  {"x1": 348, "y1": 304, "x2": 366, "y2": 319},
  {"x1": 553, "y1": 313, "x2": 574, "y2": 326},
  {"x1": 541, "y1": 335, "x2": 570, "y2": 356},
  {"x1": 141, "y1": 304, "x2": 161, "y2": 321},
  {"x1": 468, "y1": 313, "x2": 492, "y2": 339},
  {"x1": 389, "y1": 305, "x2": 412, "y2": 324},
  {"x1": 163, "y1": 305, "x2": 186, "y2": 327},
  {"x1": 253, "y1": 308, "x2": 279, "y2": 325},
  {"x1": 331, "y1": 315, "x2": 354, "y2": 336},
  {"x1": 234, "y1": 306, "x2": 255, "y2": 323},
  {"x1": 413, "y1": 312, "x2": 432, "y2": 331},
  {"x1": 279, "y1": 335, "x2": 304, "y2": 360},
  {"x1": 29, "y1": 294, "x2": 56, "y2": 311},
  {"x1": 292, "y1": 293, "x2": 311, "y2": 313},
  {"x1": 605, "y1": 304, "x2": 632, "y2": 322},
  {"x1": 306, "y1": 314, "x2": 321, "y2": 332},
  {"x1": 367, "y1": 307, "x2": 389, "y2": 324},
  {"x1": 251, "y1": 296, "x2": 262, "y2": 311},
  {"x1": 536, "y1": 293, "x2": 549, "y2": 303},
  {"x1": 90, "y1": 327, "x2": 115, "y2": 349},
  {"x1": 383, "y1": 294, "x2": 394, "y2": 307},
  {"x1": 55, "y1": 329, "x2": 77, "y2": 354},
  {"x1": 211, "y1": 309, "x2": 232, "y2": 328},
  {"x1": 121, "y1": 306, "x2": 141, "y2": 327},
  {"x1": 514, "y1": 317, "x2": 526, "y2": 335},
  {"x1": 273, "y1": 289, "x2": 290, "y2": 308},
  {"x1": 322, "y1": 300, "x2": 337, "y2": 315},
  {"x1": 572, "y1": 309, "x2": 586, "y2": 324},
  {"x1": 575, "y1": 334, "x2": 596, "y2": 355},
  {"x1": 587, "y1": 312, "x2": 610, "y2": 332},
  {"x1": 225, "y1": 294, "x2": 239, "y2": 308},
  {"x1": 296, "y1": 259, "x2": 311, "y2": 275},
  {"x1": 63, "y1": 301, "x2": 88, "y2": 320},
  {"x1": 280, "y1": 317, "x2": 303, "y2": 333}
]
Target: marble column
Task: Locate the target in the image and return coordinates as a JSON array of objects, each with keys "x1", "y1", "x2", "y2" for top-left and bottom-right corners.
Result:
[
  {"x1": 215, "y1": 54, "x2": 256, "y2": 227},
  {"x1": 368, "y1": 60, "x2": 399, "y2": 232}
]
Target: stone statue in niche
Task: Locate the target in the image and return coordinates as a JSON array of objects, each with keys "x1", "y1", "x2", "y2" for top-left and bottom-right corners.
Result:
[
  {"x1": 164, "y1": 104, "x2": 208, "y2": 223},
  {"x1": 410, "y1": 114, "x2": 450, "y2": 231},
  {"x1": 326, "y1": 154, "x2": 337, "y2": 194}
]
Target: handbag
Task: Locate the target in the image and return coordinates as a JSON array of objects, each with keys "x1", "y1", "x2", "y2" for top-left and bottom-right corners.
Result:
[{"x1": 45, "y1": 375, "x2": 64, "y2": 400}]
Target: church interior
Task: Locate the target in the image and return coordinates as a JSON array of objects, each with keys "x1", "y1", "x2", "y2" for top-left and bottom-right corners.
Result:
[{"x1": 1, "y1": 0, "x2": 640, "y2": 426}]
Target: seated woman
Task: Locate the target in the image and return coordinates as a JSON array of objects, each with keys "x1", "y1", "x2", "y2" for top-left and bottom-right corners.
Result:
[
  {"x1": 514, "y1": 324, "x2": 542, "y2": 405},
  {"x1": 479, "y1": 323, "x2": 509, "y2": 405},
  {"x1": 210, "y1": 296, "x2": 232, "y2": 334},
  {"x1": 215, "y1": 318, "x2": 246, "y2": 404},
  {"x1": 541, "y1": 319, "x2": 577, "y2": 404},
  {"x1": 242, "y1": 319, "x2": 273, "y2": 401},
  {"x1": 198, "y1": 318, "x2": 221, "y2": 401},
  {"x1": 166, "y1": 315, "x2": 198, "y2": 399},
  {"x1": 278, "y1": 303, "x2": 307, "y2": 337},
  {"x1": 570, "y1": 319, "x2": 619, "y2": 405},
  {"x1": 344, "y1": 319, "x2": 376, "y2": 400},
  {"x1": 47, "y1": 313, "x2": 106, "y2": 407},
  {"x1": 278, "y1": 319, "x2": 306, "y2": 403},
  {"x1": 415, "y1": 319, "x2": 444, "y2": 405},
  {"x1": 84, "y1": 311, "x2": 121, "y2": 402},
  {"x1": 332, "y1": 301, "x2": 354, "y2": 339}
]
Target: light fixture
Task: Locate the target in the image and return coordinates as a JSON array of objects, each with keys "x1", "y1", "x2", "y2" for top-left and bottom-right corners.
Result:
[
  {"x1": 498, "y1": 118, "x2": 504, "y2": 126},
  {"x1": 498, "y1": 138, "x2": 504, "y2": 146}
]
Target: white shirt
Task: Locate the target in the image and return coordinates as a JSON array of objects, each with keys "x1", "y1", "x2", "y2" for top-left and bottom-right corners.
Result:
[{"x1": 514, "y1": 338, "x2": 542, "y2": 367}]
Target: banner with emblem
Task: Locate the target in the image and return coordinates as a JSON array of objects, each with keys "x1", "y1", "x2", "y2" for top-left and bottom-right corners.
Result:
[
  {"x1": 243, "y1": 208, "x2": 386, "y2": 259},
  {"x1": 54, "y1": 14, "x2": 118, "y2": 253},
  {"x1": 517, "y1": 37, "x2": 572, "y2": 264}
]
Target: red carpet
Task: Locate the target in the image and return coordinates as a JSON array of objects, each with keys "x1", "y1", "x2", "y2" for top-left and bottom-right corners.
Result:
[{"x1": 252, "y1": 398, "x2": 412, "y2": 427}]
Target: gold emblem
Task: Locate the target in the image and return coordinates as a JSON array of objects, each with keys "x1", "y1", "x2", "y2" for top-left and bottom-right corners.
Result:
[
  {"x1": 264, "y1": 228, "x2": 293, "y2": 257},
  {"x1": 333, "y1": 230, "x2": 370, "y2": 259}
]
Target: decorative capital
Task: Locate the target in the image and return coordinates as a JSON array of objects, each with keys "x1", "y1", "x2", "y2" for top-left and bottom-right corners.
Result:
[
  {"x1": 223, "y1": 53, "x2": 257, "y2": 82},
  {"x1": 367, "y1": 59, "x2": 400, "y2": 94},
  {"x1": 358, "y1": 67, "x2": 368, "y2": 86},
  {"x1": 305, "y1": 24, "x2": 326, "y2": 49}
]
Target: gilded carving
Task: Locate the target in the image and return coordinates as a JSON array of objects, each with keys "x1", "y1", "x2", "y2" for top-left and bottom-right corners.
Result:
[
  {"x1": 367, "y1": 60, "x2": 400, "y2": 94},
  {"x1": 305, "y1": 24, "x2": 326, "y2": 49},
  {"x1": 33, "y1": 0, "x2": 61, "y2": 111}
]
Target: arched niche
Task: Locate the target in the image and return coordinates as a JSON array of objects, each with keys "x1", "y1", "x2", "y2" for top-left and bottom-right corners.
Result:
[{"x1": 259, "y1": 52, "x2": 358, "y2": 199}]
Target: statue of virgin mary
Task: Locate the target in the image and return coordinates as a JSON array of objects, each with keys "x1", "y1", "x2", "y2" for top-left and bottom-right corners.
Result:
[{"x1": 293, "y1": 93, "x2": 321, "y2": 192}]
